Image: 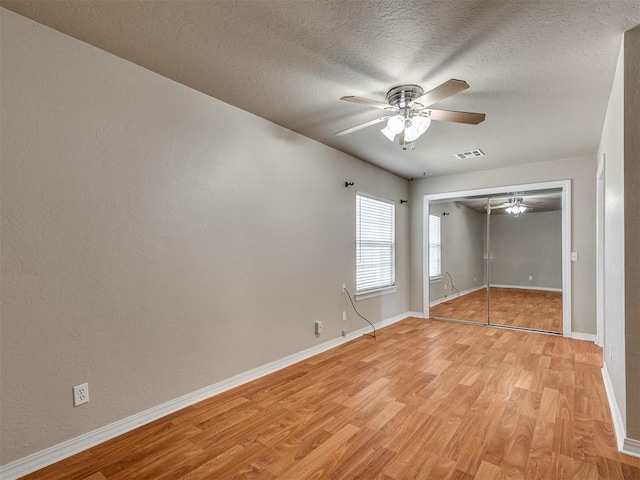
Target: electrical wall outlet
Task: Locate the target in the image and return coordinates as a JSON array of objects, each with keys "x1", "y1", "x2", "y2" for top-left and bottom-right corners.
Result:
[
  {"x1": 474, "y1": 277, "x2": 477, "y2": 283},
  {"x1": 342, "y1": 311, "x2": 347, "y2": 322},
  {"x1": 73, "y1": 383, "x2": 89, "y2": 407},
  {"x1": 315, "y1": 321, "x2": 322, "y2": 334},
  {"x1": 444, "y1": 283, "x2": 448, "y2": 290},
  {"x1": 341, "y1": 283, "x2": 346, "y2": 293},
  {"x1": 529, "y1": 275, "x2": 533, "y2": 281},
  {"x1": 342, "y1": 329, "x2": 347, "y2": 336}
]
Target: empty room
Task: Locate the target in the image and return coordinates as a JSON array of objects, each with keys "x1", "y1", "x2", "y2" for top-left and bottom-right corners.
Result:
[{"x1": 1, "y1": 1, "x2": 640, "y2": 479}]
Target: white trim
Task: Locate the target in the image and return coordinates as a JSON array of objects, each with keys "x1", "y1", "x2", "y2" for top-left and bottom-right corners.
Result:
[
  {"x1": 407, "y1": 311, "x2": 426, "y2": 318},
  {"x1": 422, "y1": 179, "x2": 572, "y2": 338},
  {"x1": 355, "y1": 285, "x2": 397, "y2": 301},
  {"x1": 489, "y1": 284, "x2": 562, "y2": 293},
  {"x1": 571, "y1": 332, "x2": 597, "y2": 342},
  {"x1": 602, "y1": 365, "x2": 626, "y2": 451},
  {"x1": 601, "y1": 366, "x2": 640, "y2": 459},
  {"x1": 430, "y1": 285, "x2": 487, "y2": 307},
  {"x1": 561, "y1": 180, "x2": 572, "y2": 338},
  {"x1": 596, "y1": 156, "x2": 605, "y2": 346},
  {"x1": 623, "y1": 438, "x2": 640, "y2": 459},
  {"x1": 0, "y1": 311, "x2": 413, "y2": 480}
]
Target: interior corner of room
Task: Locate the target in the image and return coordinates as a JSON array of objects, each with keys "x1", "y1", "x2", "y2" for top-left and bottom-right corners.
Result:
[{"x1": 1, "y1": 4, "x2": 639, "y2": 479}]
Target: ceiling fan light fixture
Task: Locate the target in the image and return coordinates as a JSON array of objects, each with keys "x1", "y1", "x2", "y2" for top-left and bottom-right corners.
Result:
[
  {"x1": 404, "y1": 116, "x2": 431, "y2": 142},
  {"x1": 386, "y1": 115, "x2": 405, "y2": 134},
  {"x1": 380, "y1": 126, "x2": 396, "y2": 142}
]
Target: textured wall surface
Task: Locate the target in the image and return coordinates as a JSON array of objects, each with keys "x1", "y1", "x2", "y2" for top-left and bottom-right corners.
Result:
[
  {"x1": 598, "y1": 40, "x2": 627, "y2": 430},
  {"x1": 490, "y1": 211, "x2": 562, "y2": 290},
  {"x1": 0, "y1": 10, "x2": 409, "y2": 465},
  {"x1": 408, "y1": 155, "x2": 597, "y2": 334},
  {"x1": 624, "y1": 25, "x2": 640, "y2": 441}
]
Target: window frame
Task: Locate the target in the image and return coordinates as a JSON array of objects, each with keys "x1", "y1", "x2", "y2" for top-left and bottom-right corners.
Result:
[{"x1": 355, "y1": 192, "x2": 396, "y2": 299}]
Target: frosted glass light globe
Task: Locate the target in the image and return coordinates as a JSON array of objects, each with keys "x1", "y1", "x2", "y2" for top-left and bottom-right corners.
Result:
[{"x1": 387, "y1": 115, "x2": 405, "y2": 135}]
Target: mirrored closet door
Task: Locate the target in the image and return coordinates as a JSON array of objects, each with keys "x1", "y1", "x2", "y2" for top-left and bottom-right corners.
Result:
[
  {"x1": 486, "y1": 191, "x2": 563, "y2": 333},
  {"x1": 428, "y1": 198, "x2": 489, "y2": 325},
  {"x1": 428, "y1": 189, "x2": 563, "y2": 334}
]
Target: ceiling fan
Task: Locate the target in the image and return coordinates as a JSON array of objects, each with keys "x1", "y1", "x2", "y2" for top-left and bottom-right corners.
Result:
[{"x1": 335, "y1": 79, "x2": 486, "y2": 149}]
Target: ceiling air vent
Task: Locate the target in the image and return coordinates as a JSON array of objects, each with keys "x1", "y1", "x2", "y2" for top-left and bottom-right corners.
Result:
[{"x1": 455, "y1": 149, "x2": 485, "y2": 160}]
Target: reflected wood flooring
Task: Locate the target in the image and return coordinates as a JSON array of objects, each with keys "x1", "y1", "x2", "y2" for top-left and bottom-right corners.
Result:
[
  {"x1": 22, "y1": 318, "x2": 639, "y2": 480},
  {"x1": 430, "y1": 287, "x2": 563, "y2": 332}
]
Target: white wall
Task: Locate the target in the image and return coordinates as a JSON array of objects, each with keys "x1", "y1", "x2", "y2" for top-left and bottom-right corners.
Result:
[
  {"x1": 598, "y1": 40, "x2": 627, "y2": 431},
  {"x1": 409, "y1": 155, "x2": 596, "y2": 334},
  {"x1": 490, "y1": 211, "x2": 562, "y2": 290},
  {"x1": 0, "y1": 10, "x2": 409, "y2": 465}
]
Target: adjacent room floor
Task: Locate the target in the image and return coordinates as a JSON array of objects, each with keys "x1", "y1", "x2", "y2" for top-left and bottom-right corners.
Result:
[
  {"x1": 23, "y1": 318, "x2": 639, "y2": 480},
  {"x1": 430, "y1": 287, "x2": 564, "y2": 333}
]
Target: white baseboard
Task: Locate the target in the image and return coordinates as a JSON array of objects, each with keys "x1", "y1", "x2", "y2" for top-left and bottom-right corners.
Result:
[
  {"x1": 600, "y1": 364, "x2": 640, "y2": 459},
  {"x1": 623, "y1": 437, "x2": 640, "y2": 459},
  {"x1": 489, "y1": 284, "x2": 562, "y2": 292},
  {"x1": 430, "y1": 285, "x2": 487, "y2": 307},
  {"x1": 0, "y1": 311, "x2": 413, "y2": 480},
  {"x1": 571, "y1": 332, "x2": 597, "y2": 342}
]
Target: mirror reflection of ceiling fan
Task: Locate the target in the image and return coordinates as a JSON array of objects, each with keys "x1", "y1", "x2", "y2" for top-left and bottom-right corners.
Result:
[
  {"x1": 492, "y1": 197, "x2": 541, "y2": 215},
  {"x1": 335, "y1": 79, "x2": 486, "y2": 150}
]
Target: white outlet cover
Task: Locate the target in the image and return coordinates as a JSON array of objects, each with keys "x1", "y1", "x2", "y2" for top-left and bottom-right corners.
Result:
[{"x1": 73, "y1": 383, "x2": 89, "y2": 407}]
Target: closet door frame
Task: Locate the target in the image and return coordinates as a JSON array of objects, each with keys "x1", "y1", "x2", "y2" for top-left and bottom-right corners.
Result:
[{"x1": 423, "y1": 180, "x2": 572, "y2": 338}]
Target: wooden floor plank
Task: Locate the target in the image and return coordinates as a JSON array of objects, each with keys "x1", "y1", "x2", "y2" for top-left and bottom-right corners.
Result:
[{"x1": 20, "y1": 318, "x2": 640, "y2": 480}]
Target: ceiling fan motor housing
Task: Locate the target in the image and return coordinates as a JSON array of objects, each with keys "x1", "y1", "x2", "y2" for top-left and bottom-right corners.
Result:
[{"x1": 386, "y1": 84, "x2": 424, "y2": 109}]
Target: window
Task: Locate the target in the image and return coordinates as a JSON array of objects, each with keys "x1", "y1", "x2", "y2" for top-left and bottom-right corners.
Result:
[
  {"x1": 429, "y1": 214, "x2": 442, "y2": 279},
  {"x1": 356, "y1": 193, "x2": 395, "y2": 293}
]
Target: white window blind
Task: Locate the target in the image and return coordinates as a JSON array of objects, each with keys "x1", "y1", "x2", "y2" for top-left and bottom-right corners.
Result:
[
  {"x1": 429, "y1": 214, "x2": 442, "y2": 278},
  {"x1": 356, "y1": 194, "x2": 395, "y2": 293}
]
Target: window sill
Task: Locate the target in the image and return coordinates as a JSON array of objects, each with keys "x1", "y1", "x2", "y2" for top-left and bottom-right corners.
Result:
[
  {"x1": 430, "y1": 276, "x2": 443, "y2": 283},
  {"x1": 355, "y1": 286, "x2": 397, "y2": 301}
]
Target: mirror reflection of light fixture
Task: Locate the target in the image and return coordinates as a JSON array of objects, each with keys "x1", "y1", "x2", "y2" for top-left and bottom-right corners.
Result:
[
  {"x1": 504, "y1": 198, "x2": 527, "y2": 216},
  {"x1": 506, "y1": 205, "x2": 526, "y2": 215}
]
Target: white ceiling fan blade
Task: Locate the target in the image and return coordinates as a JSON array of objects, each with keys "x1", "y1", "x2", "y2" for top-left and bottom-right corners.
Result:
[
  {"x1": 409, "y1": 79, "x2": 469, "y2": 108},
  {"x1": 424, "y1": 108, "x2": 486, "y2": 125},
  {"x1": 335, "y1": 116, "x2": 390, "y2": 136},
  {"x1": 340, "y1": 96, "x2": 394, "y2": 110}
]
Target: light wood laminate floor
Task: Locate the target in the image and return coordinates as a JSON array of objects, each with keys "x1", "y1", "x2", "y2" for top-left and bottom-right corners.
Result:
[
  {"x1": 22, "y1": 318, "x2": 639, "y2": 479},
  {"x1": 430, "y1": 287, "x2": 563, "y2": 333}
]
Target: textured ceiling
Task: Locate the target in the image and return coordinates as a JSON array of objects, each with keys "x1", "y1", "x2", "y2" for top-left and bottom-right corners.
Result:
[{"x1": 2, "y1": 1, "x2": 639, "y2": 179}]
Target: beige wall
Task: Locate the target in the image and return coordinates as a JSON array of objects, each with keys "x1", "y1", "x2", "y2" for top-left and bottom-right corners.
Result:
[
  {"x1": 624, "y1": 25, "x2": 640, "y2": 441},
  {"x1": 0, "y1": 10, "x2": 409, "y2": 465},
  {"x1": 490, "y1": 211, "x2": 562, "y2": 290},
  {"x1": 409, "y1": 155, "x2": 597, "y2": 334}
]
